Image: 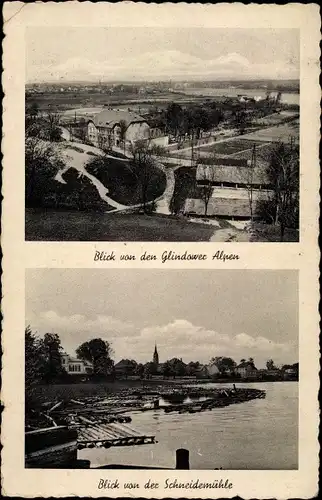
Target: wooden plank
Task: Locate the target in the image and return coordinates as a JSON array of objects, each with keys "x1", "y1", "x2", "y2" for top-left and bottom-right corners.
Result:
[{"x1": 109, "y1": 423, "x2": 136, "y2": 438}]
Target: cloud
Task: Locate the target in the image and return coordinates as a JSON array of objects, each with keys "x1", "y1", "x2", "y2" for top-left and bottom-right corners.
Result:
[
  {"x1": 138, "y1": 320, "x2": 295, "y2": 366},
  {"x1": 141, "y1": 319, "x2": 230, "y2": 345},
  {"x1": 235, "y1": 333, "x2": 288, "y2": 351},
  {"x1": 28, "y1": 50, "x2": 299, "y2": 82},
  {"x1": 27, "y1": 310, "x2": 135, "y2": 340}
]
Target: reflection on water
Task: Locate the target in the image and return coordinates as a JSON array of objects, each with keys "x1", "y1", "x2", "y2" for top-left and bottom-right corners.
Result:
[
  {"x1": 80, "y1": 382, "x2": 298, "y2": 470},
  {"x1": 159, "y1": 395, "x2": 208, "y2": 406}
]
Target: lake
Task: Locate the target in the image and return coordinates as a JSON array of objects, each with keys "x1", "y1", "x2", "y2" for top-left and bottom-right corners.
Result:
[
  {"x1": 182, "y1": 88, "x2": 300, "y2": 106},
  {"x1": 80, "y1": 382, "x2": 298, "y2": 470}
]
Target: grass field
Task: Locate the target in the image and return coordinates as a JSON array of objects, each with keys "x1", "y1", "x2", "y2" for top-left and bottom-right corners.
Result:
[
  {"x1": 196, "y1": 138, "x2": 271, "y2": 156},
  {"x1": 26, "y1": 166, "x2": 113, "y2": 211},
  {"x1": 25, "y1": 209, "x2": 215, "y2": 241}
]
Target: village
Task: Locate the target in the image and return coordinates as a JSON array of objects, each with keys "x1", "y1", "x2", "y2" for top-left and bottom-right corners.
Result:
[
  {"x1": 25, "y1": 81, "x2": 299, "y2": 242},
  {"x1": 58, "y1": 342, "x2": 299, "y2": 383}
]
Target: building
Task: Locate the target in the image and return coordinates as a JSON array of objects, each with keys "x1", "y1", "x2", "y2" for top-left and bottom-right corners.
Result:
[
  {"x1": 114, "y1": 359, "x2": 137, "y2": 377},
  {"x1": 207, "y1": 362, "x2": 220, "y2": 377},
  {"x1": 195, "y1": 365, "x2": 209, "y2": 379},
  {"x1": 87, "y1": 108, "x2": 169, "y2": 150},
  {"x1": 61, "y1": 353, "x2": 93, "y2": 375},
  {"x1": 184, "y1": 157, "x2": 273, "y2": 220},
  {"x1": 87, "y1": 109, "x2": 150, "y2": 149},
  {"x1": 236, "y1": 361, "x2": 258, "y2": 379}
]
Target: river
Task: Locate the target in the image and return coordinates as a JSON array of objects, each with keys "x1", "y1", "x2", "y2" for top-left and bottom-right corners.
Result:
[
  {"x1": 182, "y1": 88, "x2": 299, "y2": 106},
  {"x1": 80, "y1": 382, "x2": 298, "y2": 470}
]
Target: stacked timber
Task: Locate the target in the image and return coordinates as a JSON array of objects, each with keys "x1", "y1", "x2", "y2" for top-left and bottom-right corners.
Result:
[
  {"x1": 163, "y1": 388, "x2": 266, "y2": 414},
  {"x1": 75, "y1": 417, "x2": 155, "y2": 450}
]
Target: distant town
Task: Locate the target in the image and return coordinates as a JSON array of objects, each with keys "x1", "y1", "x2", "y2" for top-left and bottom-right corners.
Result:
[
  {"x1": 26, "y1": 329, "x2": 299, "y2": 387},
  {"x1": 25, "y1": 78, "x2": 299, "y2": 242}
]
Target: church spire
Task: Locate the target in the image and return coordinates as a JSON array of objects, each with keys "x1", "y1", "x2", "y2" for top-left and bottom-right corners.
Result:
[{"x1": 153, "y1": 343, "x2": 159, "y2": 365}]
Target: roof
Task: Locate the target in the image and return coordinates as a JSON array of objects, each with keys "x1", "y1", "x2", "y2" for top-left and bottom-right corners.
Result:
[
  {"x1": 66, "y1": 356, "x2": 92, "y2": 367},
  {"x1": 237, "y1": 361, "x2": 257, "y2": 370},
  {"x1": 185, "y1": 197, "x2": 262, "y2": 218},
  {"x1": 200, "y1": 158, "x2": 248, "y2": 167},
  {"x1": 196, "y1": 164, "x2": 270, "y2": 186},
  {"x1": 115, "y1": 359, "x2": 136, "y2": 368},
  {"x1": 93, "y1": 109, "x2": 147, "y2": 129}
]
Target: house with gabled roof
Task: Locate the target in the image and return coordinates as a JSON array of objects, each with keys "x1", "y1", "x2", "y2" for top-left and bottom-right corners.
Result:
[
  {"x1": 87, "y1": 109, "x2": 150, "y2": 149},
  {"x1": 236, "y1": 361, "x2": 258, "y2": 379}
]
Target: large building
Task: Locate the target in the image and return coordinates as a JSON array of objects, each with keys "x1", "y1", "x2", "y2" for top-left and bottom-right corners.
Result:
[
  {"x1": 61, "y1": 353, "x2": 93, "y2": 375},
  {"x1": 87, "y1": 109, "x2": 168, "y2": 150}
]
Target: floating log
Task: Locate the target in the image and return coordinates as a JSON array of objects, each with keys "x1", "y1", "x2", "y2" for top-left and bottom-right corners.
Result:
[{"x1": 47, "y1": 401, "x2": 63, "y2": 414}]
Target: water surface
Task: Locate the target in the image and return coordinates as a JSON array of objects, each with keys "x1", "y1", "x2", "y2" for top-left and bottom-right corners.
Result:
[{"x1": 80, "y1": 382, "x2": 298, "y2": 470}]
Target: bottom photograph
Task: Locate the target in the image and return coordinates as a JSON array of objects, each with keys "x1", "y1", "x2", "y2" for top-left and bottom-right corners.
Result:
[{"x1": 25, "y1": 269, "x2": 298, "y2": 470}]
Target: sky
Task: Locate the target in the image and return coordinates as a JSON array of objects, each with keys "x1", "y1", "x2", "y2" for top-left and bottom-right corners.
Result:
[
  {"x1": 26, "y1": 27, "x2": 299, "y2": 83},
  {"x1": 25, "y1": 269, "x2": 298, "y2": 368}
]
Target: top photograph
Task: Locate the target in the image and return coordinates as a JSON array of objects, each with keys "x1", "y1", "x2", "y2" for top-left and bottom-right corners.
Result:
[{"x1": 25, "y1": 27, "x2": 299, "y2": 242}]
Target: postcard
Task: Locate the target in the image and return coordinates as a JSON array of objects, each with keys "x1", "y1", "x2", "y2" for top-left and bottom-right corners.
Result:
[{"x1": 1, "y1": 2, "x2": 320, "y2": 498}]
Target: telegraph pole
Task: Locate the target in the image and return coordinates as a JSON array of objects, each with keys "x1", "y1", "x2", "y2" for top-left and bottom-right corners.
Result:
[{"x1": 249, "y1": 144, "x2": 256, "y2": 222}]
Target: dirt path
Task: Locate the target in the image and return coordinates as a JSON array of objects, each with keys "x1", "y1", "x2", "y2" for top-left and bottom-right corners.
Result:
[
  {"x1": 209, "y1": 225, "x2": 252, "y2": 242},
  {"x1": 56, "y1": 143, "x2": 127, "y2": 210}
]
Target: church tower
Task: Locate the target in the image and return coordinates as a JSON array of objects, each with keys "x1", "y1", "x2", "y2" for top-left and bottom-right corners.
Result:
[{"x1": 153, "y1": 344, "x2": 159, "y2": 365}]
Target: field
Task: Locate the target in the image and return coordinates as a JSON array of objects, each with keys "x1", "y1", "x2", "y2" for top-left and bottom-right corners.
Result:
[
  {"x1": 26, "y1": 90, "x2": 197, "y2": 114},
  {"x1": 196, "y1": 138, "x2": 271, "y2": 156},
  {"x1": 25, "y1": 209, "x2": 215, "y2": 241},
  {"x1": 243, "y1": 122, "x2": 299, "y2": 143}
]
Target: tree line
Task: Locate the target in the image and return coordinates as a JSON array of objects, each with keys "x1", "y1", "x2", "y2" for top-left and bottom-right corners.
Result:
[{"x1": 25, "y1": 329, "x2": 298, "y2": 395}]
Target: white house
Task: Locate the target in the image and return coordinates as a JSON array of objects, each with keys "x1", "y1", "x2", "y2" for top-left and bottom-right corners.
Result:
[
  {"x1": 207, "y1": 362, "x2": 220, "y2": 377},
  {"x1": 61, "y1": 353, "x2": 93, "y2": 375}
]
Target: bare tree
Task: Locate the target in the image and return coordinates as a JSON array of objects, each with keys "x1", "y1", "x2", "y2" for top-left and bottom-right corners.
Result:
[
  {"x1": 46, "y1": 108, "x2": 62, "y2": 142},
  {"x1": 242, "y1": 145, "x2": 256, "y2": 222},
  {"x1": 118, "y1": 119, "x2": 128, "y2": 154},
  {"x1": 129, "y1": 140, "x2": 166, "y2": 213},
  {"x1": 198, "y1": 164, "x2": 214, "y2": 217},
  {"x1": 262, "y1": 139, "x2": 299, "y2": 241}
]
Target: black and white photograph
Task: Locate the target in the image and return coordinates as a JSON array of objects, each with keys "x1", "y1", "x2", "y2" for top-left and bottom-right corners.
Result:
[
  {"x1": 25, "y1": 27, "x2": 300, "y2": 242},
  {"x1": 25, "y1": 269, "x2": 298, "y2": 470}
]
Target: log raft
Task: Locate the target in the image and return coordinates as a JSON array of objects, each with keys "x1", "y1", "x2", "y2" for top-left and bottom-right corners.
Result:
[{"x1": 76, "y1": 421, "x2": 155, "y2": 449}]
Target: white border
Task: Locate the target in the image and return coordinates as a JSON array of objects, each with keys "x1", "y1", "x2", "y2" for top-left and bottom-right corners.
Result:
[{"x1": 2, "y1": 2, "x2": 320, "y2": 498}]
